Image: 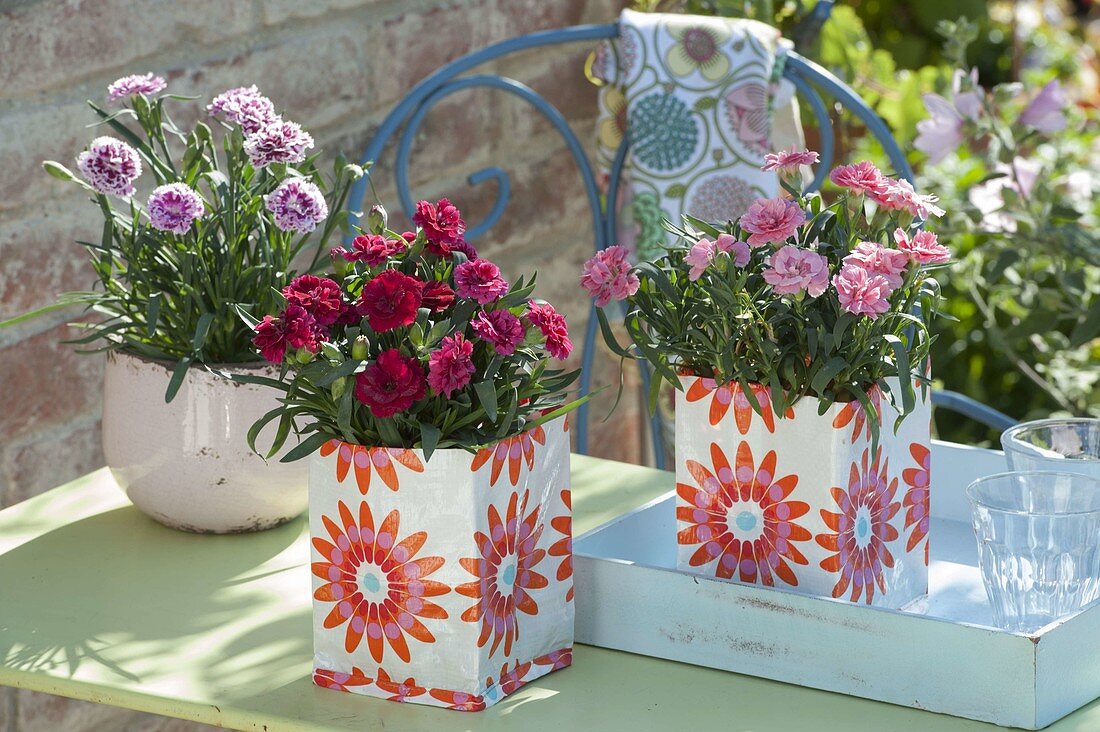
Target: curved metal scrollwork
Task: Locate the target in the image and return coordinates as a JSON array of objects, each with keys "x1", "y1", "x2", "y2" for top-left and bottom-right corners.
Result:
[{"x1": 353, "y1": 21, "x2": 1010, "y2": 464}]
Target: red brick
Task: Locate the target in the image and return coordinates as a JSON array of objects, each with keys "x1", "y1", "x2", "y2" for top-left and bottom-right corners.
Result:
[
  {"x1": 0, "y1": 321, "x2": 104, "y2": 440},
  {"x1": 0, "y1": 100, "x2": 91, "y2": 213},
  {"x1": 0, "y1": 196, "x2": 100, "y2": 329},
  {"x1": 0, "y1": 0, "x2": 253, "y2": 99},
  {"x1": 258, "y1": 0, "x2": 388, "y2": 26},
  {"x1": 2, "y1": 415, "x2": 102, "y2": 508}
]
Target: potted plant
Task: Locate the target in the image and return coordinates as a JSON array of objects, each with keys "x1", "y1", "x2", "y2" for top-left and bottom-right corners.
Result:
[
  {"x1": 3, "y1": 74, "x2": 361, "y2": 532},
  {"x1": 246, "y1": 198, "x2": 582, "y2": 711},
  {"x1": 584, "y1": 149, "x2": 950, "y2": 607}
]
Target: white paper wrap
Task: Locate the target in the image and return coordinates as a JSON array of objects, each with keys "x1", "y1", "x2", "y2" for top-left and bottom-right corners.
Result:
[
  {"x1": 675, "y1": 376, "x2": 930, "y2": 609},
  {"x1": 309, "y1": 417, "x2": 573, "y2": 711}
]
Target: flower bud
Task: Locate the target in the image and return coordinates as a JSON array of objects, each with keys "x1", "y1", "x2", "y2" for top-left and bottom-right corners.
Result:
[
  {"x1": 330, "y1": 247, "x2": 352, "y2": 277},
  {"x1": 294, "y1": 347, "x2": 316, "y2": 364},
  {"x1": 330, "y1": 376, "x2": 348, "y2": 401},
  {"x1": 367, "y1": 204, "x2": 387, "y2": 234},
  {"x1": 352, "y1": 335, "x2": 369, "y2": 361}
]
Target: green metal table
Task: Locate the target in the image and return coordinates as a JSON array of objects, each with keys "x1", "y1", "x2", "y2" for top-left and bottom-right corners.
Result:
[{"x1": 2, "y1": 457, "x2": 1098, "y2": 731}]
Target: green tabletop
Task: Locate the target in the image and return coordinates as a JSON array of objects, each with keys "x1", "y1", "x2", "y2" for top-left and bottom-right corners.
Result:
[{"x1": 2, "y1": 456, "x2": 1099, "y2": 731}]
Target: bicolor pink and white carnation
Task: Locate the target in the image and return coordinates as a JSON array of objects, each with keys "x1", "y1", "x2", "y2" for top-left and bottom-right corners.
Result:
[
  {"x1": 762, "y1": 245, "x2": 830, "y2": 297},
  {"x1": 833, "y1": 264, "x2": 893, "y2": 319},
  {"x1": 107, "y1": 73, "x2": 166, "y2": 102},
  {"x1": 76, "y1": 136, "x2": 142, "y2": 197},
  {"x1": 685, "y1": 238, "x2": 717, "y2": 281},
  {"x1": 894, "y1": 229, "x2": 950, "y2": 265},
  {"x1": 526, "y1": 301, "x2": 573, "y2": 359},
  {"x1": 147, "y1": 183, "x2": 204, "y2": 234},
  {"x1": 871, "y1": 178, "x2": 945, "y2": 219},
  {"x1": 244, "y1": 120, "x2": 314, "y2": 168},
  {"x1": 427, "y1": 332, "x2": 475, "y2": 397},
  {"x1": 761, "y1": 147, "x2": 819, "y2": 175},
  {"x1": 843, "y1": 241, "x2": 910, "y2": 291},
  {"x1": 828, "y1": 161, "x2": 885, "y2": 197},
  {"x1": 264, "y1": 177, "x2": 328, "y2": 233},
  {"x1": 717, "y1": 233, "x2": 751, "y2": 267},
  {"x1": 208, "y1": 85, "x2": 280, "y2": 135},
  {"x1": 739, "y1": 197, "x2": 806, "y2": 247},
  {"x1": 580, "y1": 245, "x2": 639, "y2": 307},
  {"x1": 471, "y1": 309, "x2": 525, "y2": 356},
  {"x1": 454, "y1": 259, "x2": 509, "y2": 304}
]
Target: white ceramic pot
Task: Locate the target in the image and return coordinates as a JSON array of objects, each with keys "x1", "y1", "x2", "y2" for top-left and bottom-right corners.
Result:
[{"x1": 102, "y1": 350, "x2": 308, "y2": 533}]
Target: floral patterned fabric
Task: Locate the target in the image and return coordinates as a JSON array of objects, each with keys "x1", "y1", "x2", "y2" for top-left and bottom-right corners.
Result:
[
  {"x1": 592, "y1": 10, "x2": 803, "y2": 260},
  {"x1": 675, "y1": 376, "x2": 931, "y2": 608},
  {"x1": 309, "y1": 418, "x2": 573, "y2": 711}
]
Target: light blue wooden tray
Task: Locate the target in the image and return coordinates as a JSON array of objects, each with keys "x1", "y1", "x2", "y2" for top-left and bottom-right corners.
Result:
[{"x1": 574, "y1": 441, "x2": 1100, "y2": 730}]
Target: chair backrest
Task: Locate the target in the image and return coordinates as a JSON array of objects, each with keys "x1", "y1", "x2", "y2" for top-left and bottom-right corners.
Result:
[{"x1": 349, "y1": 20, "x2": 1008, "y2": 464}]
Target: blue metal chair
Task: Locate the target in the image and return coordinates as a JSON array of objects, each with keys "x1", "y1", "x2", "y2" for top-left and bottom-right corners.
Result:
[{"x1": 351, "y1": 20, "x2": 1016, "y2": 467}]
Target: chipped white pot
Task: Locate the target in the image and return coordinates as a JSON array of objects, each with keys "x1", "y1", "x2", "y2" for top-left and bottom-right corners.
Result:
[{"x1": 102, "y1": 350, "x2": 307, "y2": 533}]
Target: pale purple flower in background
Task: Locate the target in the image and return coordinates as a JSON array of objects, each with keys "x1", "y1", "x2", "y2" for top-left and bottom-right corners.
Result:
[
  {"x1": 685, "y1": 238, "x2": 717, "y2": 281},
  {"x1": 952, "y1": 68, "x2": 984, "y2": 120},
  {"x1": 968, "y1": 157, "x2": 1040, "y2": 233},
  {"x1": 264, "y1": 177, "x2": 328, "y2": 233},
  {"x1": 915, "y1": 68, "x2": 985, "y2": 163},
  {"x1": 107, "y1": 73, "x2": 166, "y2": 102},
  {"x1": 244, "y1": 120, "x2": 314, "y2": 168},
  {"x1": 914, "y1": 95, "x2": 964, "y2": 164},
  {"x1": 208, "y1": 85, "x2": 281, "y2": 135},
  {"x1": 763, "y1": 245, "x2": 830, "y2": 297},
  {"x1": 147, "y1": 183, "x2": 204, "y2": 235},
  {"x1": 716, "y1": 233, "x2": 751, "y2": 267},
  {"x1": 1020, "y1": 80, "x2": 1068, "y2": 133},
  {"x1": 833, "y1": 264, "x2": 893, "y2": 319},
  {"x1": 843, "y1": 241, "x2": 910, "y2": 290},
  {"x1": 76, "y1": 136, "x2": 142, "y2": 197}
]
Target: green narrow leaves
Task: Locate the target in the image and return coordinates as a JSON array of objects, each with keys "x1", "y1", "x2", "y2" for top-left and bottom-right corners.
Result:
[
  {"x1": 419, "y1": 422, "x2": 441, "y2": 461},
  {"x1": 474, "y1": 380, "x2": 499, "y2": 422},
  {"x1": 146, "y1": 292, "x2": 162, "y2": 337}
]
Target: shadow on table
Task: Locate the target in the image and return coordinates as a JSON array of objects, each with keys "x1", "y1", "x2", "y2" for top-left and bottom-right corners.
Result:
[{"x1": 0, "y1": 504, "x2": 304, "y2": 686}]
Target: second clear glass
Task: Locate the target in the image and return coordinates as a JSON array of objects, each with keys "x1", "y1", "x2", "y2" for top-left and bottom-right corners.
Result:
[
  {"x1": 967, "y1": 471, "x2": 1100, "y2": 632},
  {"x1": 1001, "y1": 418, "x2": 1100, "y2": 479}
]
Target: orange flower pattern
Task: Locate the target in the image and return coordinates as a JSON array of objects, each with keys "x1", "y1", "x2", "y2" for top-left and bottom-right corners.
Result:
[
  {"x1": 319, "y1": 440, "x2": 424, "y2": 493},
  {"x1": 677, "y1": 442, "x2": 811, "y2": 586},
  {"x1": 816, "y1": 449, "x2": 902, "y2": 604},
  {"x1": 312, "y1": 500, "x2": 450, "y2": 663},
  {"x1": 313, "y1": 646, "x2": 571, "y2": 712},
  {"x1": 831, "y1": 384, "x2": 883, "y2": 442},
  {"x1": 313, "y1": 666, "x2": 371, "y2": 692},
  {"x1": 902, "y1": 442, "x2": 931, "y2": 565},
  {"x1": 549, "y1": 489, "x2": 574, "y2": 602},
  {"x1": 457, "y1": 491, "x2": 548, "y2": 657},
  {"x1": 470, "y1": 426, "x2": 546, "y2": 486},
  {"x1": 684, "y1": 377, "x2": 791, "y2": 432}
]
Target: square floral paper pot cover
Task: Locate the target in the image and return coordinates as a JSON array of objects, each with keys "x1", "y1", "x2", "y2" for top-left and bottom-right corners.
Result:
[
  {"x1": 309, "y1": 417, "x2": 573, "y2": 711},
  {"x1": 675, "y1": 376, "x2": 930, "y2": 608}
]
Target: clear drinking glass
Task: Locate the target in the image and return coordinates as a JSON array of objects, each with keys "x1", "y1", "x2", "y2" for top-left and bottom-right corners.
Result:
[
  {"x1": 967, "y1": 471, "x2": 1100, "y2": 632},
  {"x1": 1001, "y1": 418, "x2": 1100, "y2": 479}
]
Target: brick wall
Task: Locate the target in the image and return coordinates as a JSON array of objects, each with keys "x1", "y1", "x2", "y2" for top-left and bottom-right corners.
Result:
[{"x1": 0, "y1": 0, "x2": 641, "y2": 729}]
